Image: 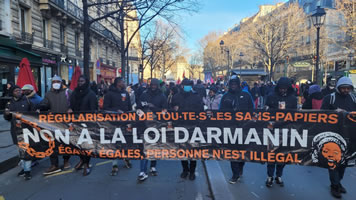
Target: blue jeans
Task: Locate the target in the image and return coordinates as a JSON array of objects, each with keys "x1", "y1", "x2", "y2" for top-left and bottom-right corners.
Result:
[
  {"x1": 140, "y1": 160, "x2": 157, "y2": 173},
  {"x1": 267, "y1": 164, "x2": 285, "y2": 177},
  {"x1": 328, "y1": 166, "x2": 346, "y2": 186},
  {"x1": 21, "y1": 160, "x2": 32, "y2": 172}
]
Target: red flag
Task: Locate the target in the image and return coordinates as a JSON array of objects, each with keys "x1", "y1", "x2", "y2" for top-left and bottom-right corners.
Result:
[
  {"x1": 16, "y1": 58, "x2": 38, "y2": 92},
  {"x1": 182, "y1": 71, "x2": 185, "y2": 79},
  {"x1": 70, "y1": 66, "x2": 82, "y2": 90}
]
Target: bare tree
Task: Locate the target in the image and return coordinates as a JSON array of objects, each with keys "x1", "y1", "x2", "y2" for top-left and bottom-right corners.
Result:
[
  {"x1": 335, "y1": 0, "x2": 355, "y2": 50},
  {"x1": 82, "y1": 0, "x2": 200, "y2": 80},
  {"x1": 243, "y1": 3, "x2": 306, "y2": 80}
]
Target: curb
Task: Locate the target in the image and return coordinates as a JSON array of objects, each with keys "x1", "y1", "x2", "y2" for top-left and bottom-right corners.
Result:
[
  {"x1": 0, "y1": 155, "x2": 19, "y2": 174},
  {"x1": 203, "y1": 160, "x2": 234, "y2": 200}
]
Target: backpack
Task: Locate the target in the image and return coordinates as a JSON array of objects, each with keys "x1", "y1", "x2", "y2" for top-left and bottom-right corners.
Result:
[{"x1": 329, "y1": 92, "x2": 356, "y2": 105}]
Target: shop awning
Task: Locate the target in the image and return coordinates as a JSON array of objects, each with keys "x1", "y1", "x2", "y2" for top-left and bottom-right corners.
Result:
[{"x1": 0, "y1": 36, "x2": 42, "y2": 65}]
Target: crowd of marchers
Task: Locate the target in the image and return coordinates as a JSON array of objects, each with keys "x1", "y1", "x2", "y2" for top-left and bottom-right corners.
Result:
[{"x1": 3, "y1": 73, "x2": 355, "y2": 199}]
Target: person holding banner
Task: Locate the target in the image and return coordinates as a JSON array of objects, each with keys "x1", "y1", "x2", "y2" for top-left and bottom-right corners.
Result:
[
  {"x1": 103, "y1": 77, "x2": 133, "y2": 176},
  {"x1": 321, "y1": 76, "x2": 356, "y2": 198},
  {"x1": 4, "y1": 85, "x2": 35, "y2": 180},
  {"x1": 264, "y1": 77, "x2": 297, "y2": 188},
  {"x1": 172, "y1": 78, "x2": 204, "y2": 180},
  {"x1": 219, "y1": 75, "x2": 254, "y2": 184},
  {"x1": 40, "y1": 75, "x2": 73, "y2": 176},
  {"x1": 136, "y1": 78, "x2": 168, "y2": 181},
  {"x1": 70, "y1": 75, "x2": 98, "y2": 176}
]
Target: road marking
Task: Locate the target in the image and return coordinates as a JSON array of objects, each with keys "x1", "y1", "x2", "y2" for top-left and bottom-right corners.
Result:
[
  {"x1": 45, "y1": 169, "x2": 74, "y2": 178},
  {"x1": 95, "y1": 160, "x2": 112, "y2": 166},
  {"x1": 251, "y1": 192, "x2": 260, "y2": 199}
]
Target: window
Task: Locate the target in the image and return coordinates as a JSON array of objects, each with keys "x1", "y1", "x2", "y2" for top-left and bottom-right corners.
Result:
[
  {"x1": 75, "y1": 32, "x2": 80, "y2": 49},
  {"x1": 42, "y1": 19, "x2": 48, "y2": 43},
  {"x1": 105, "y1": 47, "x2": 108, "y2": 61},
  {"x1": 20, "y1": 7, "x2": 26, "y2": 33},
  {"x1": 60, "y1": 25, "x2": 65, "y2": 44},
  {"x1": 306, "y1": 35, "x2": 311, "y2": 44}
]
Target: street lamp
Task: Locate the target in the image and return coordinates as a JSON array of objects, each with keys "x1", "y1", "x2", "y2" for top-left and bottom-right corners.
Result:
[
  {"x1": 348, "y1": 52, "x2": 354, "y2": 68},
  {"x1": 220, "y1": 40, "x2": 230, "y2": 79},
  {"x1": 239, "y1": 52, "x2": 244, "y2": 77},
  {"x1": 310, "y1": 6, "x2": 326, "y2": 84},
  {"x1": 284, "y1": 55, "x2": 289, "y2": 77}
]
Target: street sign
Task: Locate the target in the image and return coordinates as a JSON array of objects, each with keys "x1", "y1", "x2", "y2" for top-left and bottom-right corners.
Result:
[{"x1": 293, "y1": 61, "x2": 311, "y2": 67}]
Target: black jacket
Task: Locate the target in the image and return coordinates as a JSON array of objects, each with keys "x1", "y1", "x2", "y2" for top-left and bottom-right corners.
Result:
[
  {"x1": 219, "y1": 90, "x2": 254, "y2": 111},
  {"x1": 171, "y1": 91, "x2": 204, "y2": 112},
  {"x1": 4, "y1": 95, "x2": 34, "y2": 145},
  {"x1": 103, "y1": 85, "x2": 132, "y2": 112},
  {"x1": 265, "y1": 78, "x2": 297, "y2": 109},
  {"x1": 251, "y1": 86, "x2": 261, "y2": 100},
  {"x1": 321, "y1": 87, "x2": 336, "y2": 97},
  {"x1": 194, "y1": 84, "x2": 206, "y2": 99},
  {"x1": 137, "y1": 88, "x2": 168, "y2": 112},
  {"x1": 70, "y1": 87, "x2": 98, "y2": 112},
  {"x1": 321, "y1": 92, "x2": 356, "y2": 111},
  {"x1": 302, "y1": 92, "x2": 323, "y2": 109}
]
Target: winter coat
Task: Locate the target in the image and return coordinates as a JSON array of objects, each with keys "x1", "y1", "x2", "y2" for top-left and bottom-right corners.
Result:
[
  {"x1": 251, "y1": 86, "x2": 261, "y2": 100},
  {"x1": 321, "y1": 77, "x2": 356, "y2": 111},
  {"x1": 265, "y1": 77, "x2": 298, "y2": 110},
  {"x1": 137, "y1": 88, "x2": 168, "y2": 112},
  {"x1": 4, "y1": 95, "x2": 34, "y2": 145},
  {"x1": 39, "y1": 87, "x2": 72, "y2": 113},
  {"x1": 302, "y1": 92, "x2": 323, "y2": 110},
  {"x1": 219, "y1": 90, "x2": 254, "y2": 111},
  {"x1": 171, "y1": 91, "x2": 204, "y2": 112},
  {"x1": 203, "y1": 94, "x2": 222, "y2": 110},
  {"x1": 26, "y1": 91, "x2": 43, "y2": 107},
  {"x1": 70, "y1": 87, "x2": 98, "y2": 112},
  {"x1": 321, "y1": 86, "x2": 336, "y2": 97},
  {"x1": 193, "y1": 84, "x2": 207, "y2": 99},
  {"x1": 103, "y1": 85, "x2": 132, "y2": 112}
]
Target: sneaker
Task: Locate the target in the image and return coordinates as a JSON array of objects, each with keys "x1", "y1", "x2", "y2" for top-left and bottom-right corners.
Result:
[
  {"x1": 83, "y1": 166, "x2": 91, "y2": 176},
  {"x1": 63, "y1": 160, "x2": 71, "y2": 170},
  {"x1": 180, "y1": 171, "x2": 189, "y2": 179},
  {"x1": 43, "y1": 166, "x2": 62, "y2": 176},
  {"x1": 330, "y1": 185, "x2": 342, "y2": 199},
  {"x1": 110, "y1": 166, "x2": 119, "y2": 176},
  {"x1": 24, "y1": 171, "x2": 32, "y2": 180},
  {"x1": 150, "y1": 167, "x2": 158, "y2": 176},
  {"x1": 17, "y1": 169, "x2": 25, "y2": 177},
  {"x1": 266, "y1": 177, "x2": 273, "y2": 188},
  {"x1": 275, "y1": 177, "x2": 284, "y2": 187},
  {"x1": 124, "y1": 159, "x2": 132, "y2": 169},
  {"x1": 189, "y1": 173, "x2": 196, "y2": 180},
  {"x1": 339, "y1": 184, "x2": 346, "y2": 194},
  {"x1": 138, "y1": 172, "x2": 148, "y2": 181},
  {"x1": 229, "y1": 175, "x2": 240, "y2": 184}
]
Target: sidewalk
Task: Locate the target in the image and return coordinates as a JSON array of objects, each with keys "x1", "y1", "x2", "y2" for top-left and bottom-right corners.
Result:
[{"x1": 0, "y1": 116, "x2": 19, "y2": 174}]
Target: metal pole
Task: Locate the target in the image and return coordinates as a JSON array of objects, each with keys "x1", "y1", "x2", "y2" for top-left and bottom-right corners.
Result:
[{"x1": 315, "y1": 27, "x2": 320, "y2": 84}]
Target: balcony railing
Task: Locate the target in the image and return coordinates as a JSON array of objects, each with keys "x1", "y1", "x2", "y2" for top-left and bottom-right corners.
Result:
[
  {"x1": 43, "y1": 39, "x2": 54, "y2": 49},
  {"x1": 75, "y1": 49, "x2": 82, "y2": 57},
  {"x1": 18, "y1": 32, "x2": 34, "y2": 44},
  {"x1": 60, "y1": 43, "x2": 68, "y2": 54},
  {"x1": 49, "y1": 0, "x2": 118, "y2": 43}
]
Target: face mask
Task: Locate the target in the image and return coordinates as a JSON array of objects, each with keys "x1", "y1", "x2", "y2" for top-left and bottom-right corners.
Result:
[
  {"x1": 329, "y1": 86, "x2": 335, "y2": 90},
  {"x1": 53, "y1": 83, "x2": 61, "y2": 90},
  {"x1": 183, "y1": 86, "x2": 192, "y2": 92}
]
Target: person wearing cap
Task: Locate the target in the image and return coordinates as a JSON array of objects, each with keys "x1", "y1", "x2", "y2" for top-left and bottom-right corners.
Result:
[
  {"x1": 219, "y1": 75, "x2": 254, "y2": 184},
  {"x1": 302, "y1": 84, "x2": 324, "y2": 110},
  {"x1": 22, "y1": 84, "x2": 43, "y2": 107},
  {"x1": 39, "y1": 75, "x2": 73, "y2": 176},
  {"x1": 172, "y1": 78, "x2": 204, "y2": 180},
  {"x1": 321, "y1": 76, "x2": 356, "y2": 198},
  {"x1": 322, "y1": 77, "x2": 337, "y2": 97},
  {"x1": 103, "y1": 77, "x2": 133, "y2": 175},
  {"x1": 264, "y1": 77, "x2": 297, "y2": 188},
  {"x1": 4, "y1": 85, "x2": 35, "y2": 180},
  {"x1": 136, "y1": 78, "x2": 168, "y2": 181},
  {"x1": 203, "y1": 86, "x2": 222, "y2": 110}
]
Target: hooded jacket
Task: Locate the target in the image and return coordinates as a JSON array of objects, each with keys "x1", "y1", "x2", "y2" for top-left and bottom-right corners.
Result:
[
  {"x1": 321, "y1": 77, "x2": 356, "y2": 111},
  {"x1": 137, "y1": 88, "x2": 168, "y2": 112},
  {"x1": 219, "y1": 78, "x2": 254, "y2": 111},
  {"x1": 4, "y1": 95, "x2": 34, "y2": 145},
  {"x1": 26, "y1": 90, "x2": 43, "y2": 107},
  {"x1": 39, "y1": 86, "x2": 72, "y2": 113},
  {"x1": 103, "y1": 85, "x2": 132, "y2": 112},
  {"x1": 265, "y1": 77, "x2": 297, "y2": 109},
  {"x1": 70, "y1": 79, "x2": 98, "y2": 112},
  {"x1": 302, "y1": 85, "x2": 323, "y2": 110},
  {"x1": 171, "y1": 90, "x2": 204, "y2": 112}
]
